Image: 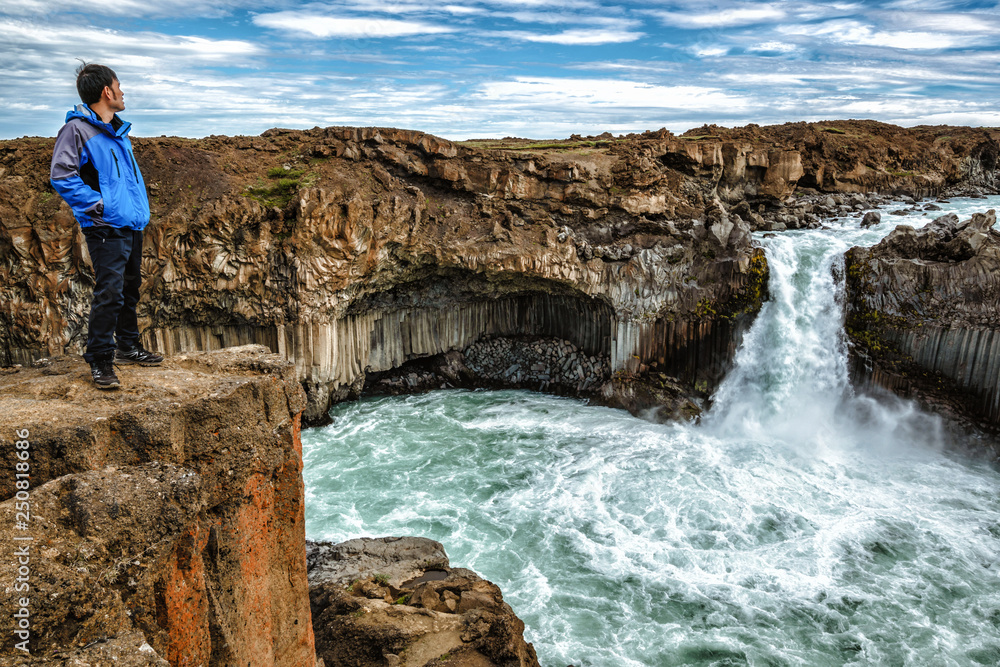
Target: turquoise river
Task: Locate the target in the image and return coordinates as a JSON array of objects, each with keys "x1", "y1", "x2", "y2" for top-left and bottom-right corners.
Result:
[{"x1": 303, "y1": 195, "x2": 1000, "y2": 666}]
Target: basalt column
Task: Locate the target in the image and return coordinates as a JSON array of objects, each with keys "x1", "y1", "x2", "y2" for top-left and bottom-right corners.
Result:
[{"x1": 844, "y1": 209, "x2": 1000, "y2": 449}]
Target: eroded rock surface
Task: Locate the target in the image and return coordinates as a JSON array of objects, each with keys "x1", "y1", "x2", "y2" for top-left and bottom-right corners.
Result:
[
  {"x1": 844, "y1": 209, "x2": 1000, "y2": 454},
  {"x1": 0, "y1": 346, "x2": 316, "y2": 665},
  {"x1": 2, "y1": 121, "x2": 997, "y2": 422},
  {"x1": 308, "y1": 537, "x2": 540, "y2": 667}
]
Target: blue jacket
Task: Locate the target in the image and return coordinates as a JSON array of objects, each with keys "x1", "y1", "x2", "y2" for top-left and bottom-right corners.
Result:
[{"x1": 50, "y1": 104, "x2": 150, "y2": 230}]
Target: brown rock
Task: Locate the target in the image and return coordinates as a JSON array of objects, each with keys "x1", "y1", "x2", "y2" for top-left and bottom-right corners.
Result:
[
  {"x1": 861, "y1": 210, "x2": 882, "y2": 228},
  {"x1": 0, "y1": 346, "x2": 317, "y2": 665},
  {"x1": 309, "y1": 537, "x2": 539, "y2": 667},
  {"x1": 5, "y1": 123, "x2": 776, "y2": 427},
  {"x1": 307, "y1": 536, "x2": 449, "y2": 589},
  {"x1": 844, "y1": 209, "x2": 1000, "y2": 454}
]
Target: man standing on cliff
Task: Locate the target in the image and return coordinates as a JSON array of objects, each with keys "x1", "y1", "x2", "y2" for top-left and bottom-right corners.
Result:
[{"x1": 50, "y1": 63, "x2": 163, "y2": 389}]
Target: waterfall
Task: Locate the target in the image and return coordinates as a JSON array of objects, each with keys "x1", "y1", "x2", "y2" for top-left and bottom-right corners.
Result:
[{"x1": 706, "y1": 225, "x2": 947, "y2": 453}]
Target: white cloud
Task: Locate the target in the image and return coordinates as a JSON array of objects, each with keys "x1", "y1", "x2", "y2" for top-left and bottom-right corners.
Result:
[
  {"x1": 882, "y1": 0, "x2": 971, "y2": 10},
  {"x1": 788, "y1": 2, "x2": 865, "y2": 21},
  {"x1": 779, "y1": 19, "x2": 988, "y2": 50},
  {"x1": 253, "y1": 11, "x2": 456, "y2": 38},
  {"x1": 574, "y1": 61, "x2": 679, "y2": 73},
  {"x1": 650, "y1": 5, "x2": 786, "y2": 28},
  {"x1": 479, "y1": 0, "x2": 600, "y2": 8},
  {"x1": 484, "y1": 7, "x2": 641, "y2": 43},
  {"x1": 719, "y1": 71, "x2": 841, "y2": 85},
  {"x1": 8, "y1": 102, "x2": 50, "y2": 111},
  {"x1": 0, "y1": 19, "x2": 263, "y2": 60},
  {"x1": 334, "y1": 0, "x2": 487, "y2": 15},
  {"x1": 499, "y1": 11, "x2": 638, "y2": 27},
  {"x1": 879, "y1": 11, "x2": 999, "y2": 34},
  {"x1": 747, "y1": 41, "x2": 798, "y2": 53},
  {"x1": 2, "y1": 0, "x2": 272, "y2": 18},
  {"x1": 476, "y1": 77, "x2": 751, "y2": 111},
  {"x1": 892, "y1": 110, "x2": 1000, "y2": 127},
  {"x1": 443, "y1": 4, "x2": 486, "y2": 14},
  {"x1": 716, "y1": 57, "x2": 1000, "y2": 89},
  {"x1": 499, "y1": 27, "x2": 643, "y2": 44},
  {"x1": 692, "y1": 46, "x2": 729, "y2": 58}
]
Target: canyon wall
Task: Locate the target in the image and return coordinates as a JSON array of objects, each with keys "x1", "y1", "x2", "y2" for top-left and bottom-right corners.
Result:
[
  {"x1": 844, "y1": 210, "x2": 1000, "y2": 455},
  {"x1": 2, "y1": 121, "x2": 998, "y2": 420},
  {"x1": 3, "y1": 120, "x2": 1000, "y2": 662}
]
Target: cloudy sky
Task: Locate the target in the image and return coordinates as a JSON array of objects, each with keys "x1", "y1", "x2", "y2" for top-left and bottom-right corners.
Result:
[{"x1": 2, "y1": 0, "x2": 998, "y2": 139}]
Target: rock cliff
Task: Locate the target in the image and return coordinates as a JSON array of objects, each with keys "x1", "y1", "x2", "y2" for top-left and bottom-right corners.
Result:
[
  {"x1": 844, "y1": 209, "x2": 1000, "y2": 456},
  {"x1": 670, "y1": 121, "x2": 999, "y2": 199},
  {"x1": 307, "y1": 537, "x2": 540, "y2": 667},
  {"x1": 0, "y1": 346, "x2": 316, "y2": 665},
  {"x1": 2, "y1": 121, "x2": 998, "y2": 421}
]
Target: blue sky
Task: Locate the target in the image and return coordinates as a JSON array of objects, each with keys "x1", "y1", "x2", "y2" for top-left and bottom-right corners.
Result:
[{"x1": 2, "y1": 0, "x2": 998, "y2": 139}]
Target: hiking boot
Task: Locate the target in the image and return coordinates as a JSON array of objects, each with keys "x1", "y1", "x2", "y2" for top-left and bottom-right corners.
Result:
[
  {"x1": 90, "y1": 359, "x2": 120, "y2": 389},
  {"x1": 115, "y1": 346, "x2": 164, "y2": 366}
]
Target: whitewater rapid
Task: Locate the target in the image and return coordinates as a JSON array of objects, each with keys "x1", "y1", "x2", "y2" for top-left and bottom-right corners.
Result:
[{"x1": 302, "y1": 195, "x2": 1000, "y2": 666}]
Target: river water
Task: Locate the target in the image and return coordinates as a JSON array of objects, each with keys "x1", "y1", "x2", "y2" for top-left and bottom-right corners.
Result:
[{"x1": 302, "y1": 196, "x2": 1000, "y2": 666}]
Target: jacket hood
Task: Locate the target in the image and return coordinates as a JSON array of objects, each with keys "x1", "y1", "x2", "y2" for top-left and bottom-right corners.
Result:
[{"x1": 65, "y1": 104, "x2": 131, "y2": 138}]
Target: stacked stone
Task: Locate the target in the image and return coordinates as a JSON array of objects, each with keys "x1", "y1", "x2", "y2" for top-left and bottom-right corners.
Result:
[
  {"x1": 757, "y1": 192, "x2": 899, "y2": 231},
  {"x1": 374, "y1": 370, "x2": 446, "y2": 394},
  {"x1": 464, "y1": 336, "x2": 610, "y2": 393},
  {"x1": 753, "y1": 189, "x2": 997, "y2": 233}
]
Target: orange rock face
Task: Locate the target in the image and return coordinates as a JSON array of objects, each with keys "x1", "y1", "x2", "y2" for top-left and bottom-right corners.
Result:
[{"x1": 0, "y1": 346, "x2": 316, "y2": 665}]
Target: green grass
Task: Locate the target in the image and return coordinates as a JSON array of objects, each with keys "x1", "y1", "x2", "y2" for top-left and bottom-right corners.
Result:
[
  {"x1": 267, "y1": 167, "x2": 304, "y2": 178},
  {"x1": 821, "y1": 127, "x2": 847, "y2": 134},
  {"x1": 245, "y1": 165, "x2": 317, "y2": 205},
  {"x1": 244, "y1": 177, "x2": 301, "y2": 207}
]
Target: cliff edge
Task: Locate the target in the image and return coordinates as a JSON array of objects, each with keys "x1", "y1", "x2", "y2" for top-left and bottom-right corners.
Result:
[{"x1": 0, "y1": 346, "x2": 316, "y2": 665}]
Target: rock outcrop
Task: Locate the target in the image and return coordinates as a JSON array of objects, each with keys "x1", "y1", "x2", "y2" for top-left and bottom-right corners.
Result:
[
  {"x1": 2, "y1": 121, "x2": 998, "y2": 423},
  {"x1": 308, "y1": 536, "x2": 540, "y2": 667},
  {"x1": 844, "y1": 209, "x2": 1000, "y2": 454},
  {"x1": 0, "y1": 346, "x2": 316, "y2": 665},
  {"x1": 677, "y1": 121, "x2": 1000, "y2": 199}
]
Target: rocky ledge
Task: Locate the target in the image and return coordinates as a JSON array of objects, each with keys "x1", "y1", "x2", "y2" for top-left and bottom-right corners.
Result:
[
  {"x1": 844, "y1": 209, "x2": 1000, "y2": 456},
  {"x1": 0, "y1": 346, "x2": 539, "y2": 665},
  {"x1": 308, "y1": 537, "x2": 539, "y2": 667},
  {"x1": 0, "y1": 346, "x2": 317, "y2": 664}
]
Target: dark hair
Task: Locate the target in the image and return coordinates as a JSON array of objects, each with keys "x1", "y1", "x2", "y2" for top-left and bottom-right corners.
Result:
[{"x1": 75, "y1": 62, "x2": 118, "y2": 105}]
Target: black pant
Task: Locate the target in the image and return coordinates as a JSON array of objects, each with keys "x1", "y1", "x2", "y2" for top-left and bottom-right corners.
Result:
[{"x1": 82, "y1": 226, "x2": 142, "y2": 363}]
